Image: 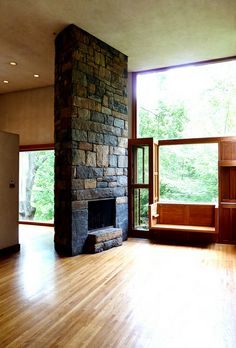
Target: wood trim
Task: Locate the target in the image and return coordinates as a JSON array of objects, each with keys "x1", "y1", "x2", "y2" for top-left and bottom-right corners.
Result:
[
  {"x1": 158, "y1": 136, "x2": 236, "y2": 146},
  {"x1": 151, "y1": 224, "x2": 216, "y2": 234},
  {"x1": 130, "y1": 184, "x2": 150, "y2": 189},
  {"x1": 219, "y1": 160, "x2": 236, "y2": 167},
  {"x1": 220, "y1": 203, "x2": 236, "y2": 209},
  {"x1": 19, "y1": 221, "x2": 54, "y2": 227},
  {"x1": 128, "y1": 138, "x2": 156, "y2": 146},
  {"x1": 221, "y1": 199, "x2": 236, "y2": 202},
  {"x1": 20, "y1": 144, "x2": 55, "y2": 151},
  {"x1": 215, "y1": 207, "x2": 219, "y2": 235},
  {"x1": 128, "y1": 141, "x2": 133, "y2": 233},
  {"x1": 157, "y1": 202, "x2": 217, "y2": 206},
  {"x1": 153, "y1": 142, "x2": 159, "y2": 202},
  {"x1": 149, "y1": 202, "x2": 158, "y2": 228},
  {"x1": 131, "y1": 72, "x2": 137, "y2": 139},
  {"x1": 149, "y1": 140, "x2": 154, "y2": 204},
  {"x1": 218, "y1": 139, "x2": 236, "y2": 242}
]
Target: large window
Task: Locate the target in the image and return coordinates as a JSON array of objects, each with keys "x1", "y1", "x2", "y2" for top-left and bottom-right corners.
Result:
[
  {"x1": 19, "y1": 150, "x2": 54, "y2": 223},
  {"x1": 137, "y1": 59, "x2": 236, "y2": 139},
  {"x1": 159, "y1": 143, "x2": 218, "y2": 203},
  {"x1": 134, "y1": 59, "x2": 236, "y2": 206}
]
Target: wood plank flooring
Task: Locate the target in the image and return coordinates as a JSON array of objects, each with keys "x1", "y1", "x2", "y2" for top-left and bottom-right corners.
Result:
[{"x1": 0, "y1": 225, "x2": 236, "y2": 348}]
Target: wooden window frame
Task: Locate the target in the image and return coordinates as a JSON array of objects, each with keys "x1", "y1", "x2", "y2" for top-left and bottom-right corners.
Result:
[
  {"x1": 129, "y1": 136, "x2": 236, "y2": 243},
  {"x1": 19, "y1": 143, "x2": 55, "y2": 227}
]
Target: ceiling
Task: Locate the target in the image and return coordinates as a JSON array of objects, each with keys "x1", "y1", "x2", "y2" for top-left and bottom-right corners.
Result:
[{"x1": 0, "y1": 0, "x2": 236, "y2": 94}]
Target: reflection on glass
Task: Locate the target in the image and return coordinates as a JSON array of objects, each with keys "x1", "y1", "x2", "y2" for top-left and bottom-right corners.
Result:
[
  {"x1": 159, "y1": 144, "x2": 218, "y2": 203},
  {"x1": 134, "y1": 188, "x2": 149, "y2": 230},
  {"x1": 133, "y1": 146, "x2": 149, "y2": 184},
  {"x1": 19, "y1": 150, "x2": 54, "y2": 223}
]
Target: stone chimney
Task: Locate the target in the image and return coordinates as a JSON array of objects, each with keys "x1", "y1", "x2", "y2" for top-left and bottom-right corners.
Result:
[{"x1": 54, "y1": 25, "x2": 128, "y2": 255}]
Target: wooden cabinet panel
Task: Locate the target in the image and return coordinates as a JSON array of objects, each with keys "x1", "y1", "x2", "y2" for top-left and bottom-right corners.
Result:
[
  {"x1": 220, "y1": 167, "x2": 236, "y2": 201},
  {"x1": 188, "y1": 205, "x2": 215, "y2": 227},
  {"x1": 220, "y1": 206, "x2": 236, "y2": 243},
  {"x1": 157, "y1": 203, "x2": 215, "y2": 227},
  {"x1": 220, "y1": 141, "x2": 236, "y2": 160},
  {"x1": 219, "y1": 140, "x2": 236, "y2": 243},
  {"x1": 229, "y1": 168, "x2": 236, "y2": 199},
  {"x1": 158, "y1": 204, "x2": 186, "y2": 225}
]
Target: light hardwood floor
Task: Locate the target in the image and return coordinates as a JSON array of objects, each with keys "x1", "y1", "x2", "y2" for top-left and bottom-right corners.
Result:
[{"x1": 0, "y1": 226, "x2": 236, "y2": 348}]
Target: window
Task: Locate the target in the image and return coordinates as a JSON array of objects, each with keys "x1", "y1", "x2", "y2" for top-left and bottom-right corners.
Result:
[
  {"x1": 19, "y1": 149, "x2": 54, "y2": 223},
  {"x1": 159, "y1": 143, "x2": 218, "y2": 203},
  {"x1": 137, "y1": 59, "x2": 236, "y2": 139}
]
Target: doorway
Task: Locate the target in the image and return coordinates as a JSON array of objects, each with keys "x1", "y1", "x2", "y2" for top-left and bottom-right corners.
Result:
[{"x1": 19, "y1": 147, "x2": 54, "y2": 225}]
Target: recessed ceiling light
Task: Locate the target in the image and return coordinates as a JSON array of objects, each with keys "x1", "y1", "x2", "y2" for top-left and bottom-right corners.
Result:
[
  {"x1": 9, "y1": 61, "x2": 17, "y2": 66},
  {"x1": 33, "y1": 74, "x2": 40, "y2": 78},
  {"x1": 3, "y1": 80, "x2": 9, "y2": 84}
]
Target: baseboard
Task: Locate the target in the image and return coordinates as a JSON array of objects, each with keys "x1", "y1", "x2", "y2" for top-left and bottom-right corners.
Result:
[{"x1": 0, "y1": 244, "x2": 20, "y2": 256}]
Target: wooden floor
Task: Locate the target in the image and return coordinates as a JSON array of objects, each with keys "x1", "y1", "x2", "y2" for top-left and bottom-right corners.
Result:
[{"x1": 0, "y1": 226, "x2": 236, "y2": 348}]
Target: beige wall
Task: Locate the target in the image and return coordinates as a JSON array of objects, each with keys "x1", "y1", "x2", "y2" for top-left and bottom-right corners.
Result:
[
  {"x1": 0, "y1": 130, "x2": 19, "y2": 249},
  {"x1": 0, "y1": 86, "x2": 54, "y2": 145},
  {"x1": 0, "y1": 82, "x2": 132, "y2": 144}
]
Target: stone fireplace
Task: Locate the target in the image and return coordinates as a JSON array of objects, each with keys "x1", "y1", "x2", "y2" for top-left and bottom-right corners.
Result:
[{"x1": 54, "y1": 24, "x2": 128, "y2": 255}]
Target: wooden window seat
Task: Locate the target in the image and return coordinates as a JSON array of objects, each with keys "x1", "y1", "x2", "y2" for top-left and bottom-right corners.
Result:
[{"x1": 149, "y1": 202, "x2": 218, "y2": 234}]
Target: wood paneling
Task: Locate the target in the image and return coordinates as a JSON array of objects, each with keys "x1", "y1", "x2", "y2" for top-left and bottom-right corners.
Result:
[
  {"x1": 20, "y1": 143, "x2": 54, "y2": 151},
  {"x1": 220, "y1": 141, "x2": 236, "y2": 160},
  {"x1": 151, "y1": 224, "x2": 215, "y2": 233},
  {"x1": 157, "y1": 203, "x2": 216, "y2": 227},
  {"x1": 219, "y1": 160, "x2": 236, "y2": 167},
  {"x1": 220, "y1": 206, "x2": 236, "y2": 243},
  {"x1": 219, "y1": 140, "x2": 236, "y2": 243}
]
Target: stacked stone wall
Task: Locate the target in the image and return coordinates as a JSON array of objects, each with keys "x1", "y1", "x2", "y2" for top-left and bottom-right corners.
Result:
[{"x1": 54, "y1": 25, "x2": 128, "y2": 255}]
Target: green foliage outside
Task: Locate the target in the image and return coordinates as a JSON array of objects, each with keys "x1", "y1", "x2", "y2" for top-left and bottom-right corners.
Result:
[
  {"x1": 31, "y1": 151, "x2": 54, "y2": 222},
  {"x1": 159, "y1": 144, "x2": 218, "y2": 203},
  {"x1": 19, "y1": 150, "x2": 54, "y2": 222},
  {"x1": 135, "y1": 60, "x2": 236, "y2": 228},
  {"x1": 139, "y1": 101, "x2": 187, "y2": 140}
]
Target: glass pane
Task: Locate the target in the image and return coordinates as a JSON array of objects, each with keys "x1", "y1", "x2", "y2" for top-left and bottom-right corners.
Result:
[
  {"x1": 137, "y1": 60, "x2": 236, "y2": 139},
  {"x1": 134, "y1": 188, "x2": 149, "y2": 230},
  {"x1": 19, "y1": 150, "x2": 54, "y2": 223},
  {"x1": 159, "y1": 144, "x2": 218, "y2": 203},
  {"x1": 133, "y1": 146, "x2": 149, "y2": 184}
]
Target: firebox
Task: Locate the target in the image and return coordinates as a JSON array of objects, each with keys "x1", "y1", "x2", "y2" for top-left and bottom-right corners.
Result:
[{"x1": 88, "y1": 199, "x2": 115, "y2": 231}]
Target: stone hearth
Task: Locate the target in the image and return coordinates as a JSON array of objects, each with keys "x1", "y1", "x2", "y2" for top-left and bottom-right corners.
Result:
[
  {"x1": 85, "y1": 227, "x2": 122, "y2": 253},
  {"x1": 54, "y1": 24, "x2": 128, "y2": 256}
]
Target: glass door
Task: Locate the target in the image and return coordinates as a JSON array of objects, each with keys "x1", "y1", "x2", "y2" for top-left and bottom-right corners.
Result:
[{"x1": 128, "y1": 138, "x2": 158, "y2": 235}]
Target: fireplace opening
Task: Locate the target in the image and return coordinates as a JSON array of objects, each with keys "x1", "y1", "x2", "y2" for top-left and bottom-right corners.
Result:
[{"x1": 88, "y1": 199, "x2": 115, "y2": 231}]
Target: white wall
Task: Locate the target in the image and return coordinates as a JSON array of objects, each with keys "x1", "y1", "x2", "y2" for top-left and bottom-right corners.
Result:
[
  {"x1": 0, "y1": 86, "x2": 54, "y2": 145},
  {"x1": 0, "y1": 130, "x2": 19, "y2": 249}
]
